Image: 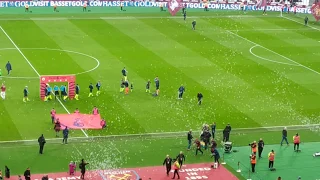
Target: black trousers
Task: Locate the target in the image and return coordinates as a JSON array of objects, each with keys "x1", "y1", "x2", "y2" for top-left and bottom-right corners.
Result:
[
  {"x1": 294, "y1": 143, "x2": 300, "y2": 151},
  {"x1": 39, "y1": 145, "x2": 44, "y2": 154},
  {"x1": 178, "y1": 160, "x2": 183, "y2": 168},
  {"x1": 172, "y1": 169, "x2": 180, "y2": 179},
  {"x1": 269, "y1": 161, "x2": 274, "y2": 168},
  {"x1": 63, "y1": 136, "x2": 68, "y2": 144},
  {"x1": 223, "y1": 134, "x2": 230, "y2": 142},
  {"x1": 251, "y1": 163, "x2": 256, "y2": 173},
  {"x1": 179, "y1": 92, "x2": 183, "y2": 98},
  {"x1": 166, "y1": 166, "x2": 171, "y2": 176},
  {"x1": 258, "y1": 147, "x2": 263, "y2": 158},
  {"x1": 81, "y1": 170, "x2": 85, "y2": 179},
  {"x1": 196, "y1": 148, "x2": 203, "y2": 155}
]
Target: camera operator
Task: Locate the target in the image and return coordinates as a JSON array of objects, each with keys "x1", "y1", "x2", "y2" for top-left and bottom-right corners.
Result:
[
  {"x1": 249, "y1": 141, "x2": 257, "y2": 155},
  {"x1": 250, "y1": 153, "x2": 257, "y2": 173}
]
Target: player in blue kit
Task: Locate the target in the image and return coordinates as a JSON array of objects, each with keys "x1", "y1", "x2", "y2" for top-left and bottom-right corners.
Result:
[
  {"x1": 192, "y1": 20, "x2": 196, "y2": 30},
  {"x1": 45, "y1": 84, "x2": 53, "y2": 101},
  {"x1": 146, "y1": 80, "x2": 151, "y2": 93},
  {"x1": 89, "y1": 83, "x2": 94, "y2": 97},
  {"x1": 75, "y1": 84, "x2": 80, "y2": 100},
  {"x1": 96, "y1": 81, "x2": 101, "y2": 96},
  {"x1": 178, "y1": 85, "x2": 185, "y2": 99},
  {"x1": 53, "y1": 85, "x2": 59, "y2": 100},
  {"x1": 154, "y1": 76, "x2": 160, "y2": 96},
  {"x1": 122, "y1": 67, "x2": 128, "y2": 81},
  {"x1": 23, "y1": 86, "x2": 29, "y2": 102}
]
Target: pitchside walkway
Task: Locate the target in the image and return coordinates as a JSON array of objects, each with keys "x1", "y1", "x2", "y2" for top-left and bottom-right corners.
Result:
[{"x1": 225, "y1": 142, "x2": 320, "y2": 180}]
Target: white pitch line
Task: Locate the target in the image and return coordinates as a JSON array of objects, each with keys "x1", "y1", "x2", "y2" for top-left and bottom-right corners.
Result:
[
  {"x1": 282, "y1": 16, "x2": 320, "y2": 32},
  {"x1": 249, "y1": 45, "x2": 301, "y2": 66},
  {"x1": 226, "y1": 30, "x2": 320, "y2": 75},
  {"x1": 0, "y1": 26, "x2": 89, "y2": 138},
  {"x1": 0, "y1": 123, "x2": 318, "y2": 144},
  {"x1": 0, "y1": 76, "x2": 39, "y2": 79},
  {"x1": 228, "y1": 28, "x2": 317, "y2": 31}
]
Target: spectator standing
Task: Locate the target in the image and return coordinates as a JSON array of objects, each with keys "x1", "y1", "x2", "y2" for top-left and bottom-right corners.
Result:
[
  {"x1": 258, "y1": 138, "x2": 264, "y2": 159},
  {"x1": 280, "y1": 127, "x2": 289, "y2": 146},
  {"x1": 24, "y1": 168, "x2": 31, "y2": 180},
  {"x1": 38, "y1": 134, "x2": 46, "y2": 154},
  {"x1": 63, "y1": 126, "x2": 69, "y2": 144},
  {"x1": 187, "y1": 129, "x2": 193, "y2": 150}
]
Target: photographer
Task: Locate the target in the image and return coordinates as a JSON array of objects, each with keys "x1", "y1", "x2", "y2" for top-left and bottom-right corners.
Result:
[
  {"x1": 250, "y1": 153, "x2": 256, "y2": 173},
  {"x1": 249, "y1": 141, "x2": 257, "y2": 155}
]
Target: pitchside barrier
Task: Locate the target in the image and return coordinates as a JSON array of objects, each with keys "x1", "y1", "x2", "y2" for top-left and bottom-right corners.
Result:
[{"x1": 0, "y1": 124, "x2": 319, "y2": 145}]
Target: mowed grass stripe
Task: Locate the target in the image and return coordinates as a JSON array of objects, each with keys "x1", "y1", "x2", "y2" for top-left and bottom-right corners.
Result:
[
  {"x1": 140, "y1": 18, "x2": 308, "y2": 126},
  {"x1": 247, "y1": 17, "x2": 320, "y2": 63},
  {"x1": 70, "y1": 19, "x2": 258, "y2": 129},
  {"x1": 107, "y1": 18, "x2": 296, "y2": 127},
  {"x1": 226, "y1": 17, "x2": 320, "y2": 72},
  {"x1": 30, "y1": 19, "x2": 146, "y2": 135},
  {"x1": 189, "y1": 18, "x2": 320, "y2": 123}
]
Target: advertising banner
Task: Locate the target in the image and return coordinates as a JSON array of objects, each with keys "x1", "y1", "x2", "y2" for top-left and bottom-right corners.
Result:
[{"x1": 0, "y1": 1, "x2": 313, "y2": 14}]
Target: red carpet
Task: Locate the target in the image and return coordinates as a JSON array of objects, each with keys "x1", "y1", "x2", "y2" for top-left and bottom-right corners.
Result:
[{"x1": 9, "y1": 163, "x2": 238, "y2": 180}]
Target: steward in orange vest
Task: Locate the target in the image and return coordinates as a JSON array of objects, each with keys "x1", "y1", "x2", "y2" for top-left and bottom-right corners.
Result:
[
  {"x1": 268, "y1": 150, "x2": 275, "y2": 169},
  {"x1": 250, "y1": 141, "x2": 257, "y2": 155},
  {"x1": 250, "y1": 153, "x2": 256, "y2": 173},
  {"x1": 293, "y1": 133, "x2": 301, "y2": 152}
]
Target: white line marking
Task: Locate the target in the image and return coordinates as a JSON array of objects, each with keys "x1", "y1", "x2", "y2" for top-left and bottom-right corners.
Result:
[
  {"x1": 226, "y1": 30, "x2": 320, "y2": 75},
  {"x1": 0, "y1": 48, "x2": 100, "y2": 75},
  {"x1": 249, "y1": 45, "x2": 301, "y2": 66},
  {"x1": 228, "y1": 28, "x2": 318, "y2": 31},
  {"x1": 0, "y1": 27, "x2": 89, "y2": 138},
  {"x1": 0, "y1": 124, "x2": 318, "y2": 144},
  {"x1": 282, "y1": 16, "x2": 320, "y2": 31},
  {"x1": 0, "y1": 76, "x2": 39, "y2": 79}
]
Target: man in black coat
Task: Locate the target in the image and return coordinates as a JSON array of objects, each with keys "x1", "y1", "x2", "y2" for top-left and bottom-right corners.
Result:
[
  {"x1": 258, "y1": 138, "x2": 264, "y2": 159},
  {"x1": 24, "y1": 168, "x2": 31, "y2": 180},
  {"x1": 5, "y1": 61, "x2": 12, "y2": 75},
  {"x1": 62, "y1": 127, "x2": 69, "y2": 144},
  {"x1": 38, "y1": 134, "x2": 46, "y2": 154},
  {"x1": 223, "y1": 124, "x2": 232, "y2": 142},
  {"x1": 79, "y1": 159, "x2": 89, "y2": 180},
  {"x1": 162, "y1": 155, "x2": 172, "y2": 177}
]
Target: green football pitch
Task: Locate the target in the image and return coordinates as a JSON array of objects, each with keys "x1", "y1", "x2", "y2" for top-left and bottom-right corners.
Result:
[{"x1": 0, "y1": 7, "x2": 320, "y2": 180}]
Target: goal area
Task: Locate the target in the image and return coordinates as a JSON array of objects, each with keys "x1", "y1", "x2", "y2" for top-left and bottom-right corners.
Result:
[{"x1": 40, "y1": 75, "x2": 76, "y2": 101}]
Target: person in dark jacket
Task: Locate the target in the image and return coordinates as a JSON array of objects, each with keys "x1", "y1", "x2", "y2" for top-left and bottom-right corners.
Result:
[
  {"x1": 223, "y1": 124, "x2": 232, "y2": 142},
  {"x1": 62, "y1": 126, "x2": 69, "y2": 144},
  {"x1": 24, "y1": 168, "x2": 31, "y2": 180},
  {"x1": 5, "y1": 61, "x2": 12, "y2": 75},
  {"x1": 79, "y1": 159, "x2": 89, "y2": 180},
  {"x1": 38, "y1": 134, "x2": 46, "y2": 154},
  {"x1": 187, "y1": 129, "x2": 193, "y2": 150},
  {"x1": 203, "y1": 130, "x2": 211, "y2": 150},
  {"x1": 280, "y1": 127, "x2": 289, "y2": 146},
  {"x1": 4, "y1": 166, "x2": 10, "y2": 178},
  {"x1": 258, "y1": 138, "x2": 264, "y2": 159},
  {"x1": 176, "y1": 151, "x2": 185, "y2": 169},
  {"x1": 212, "y1": 148, "x2": 220, "y2": 165},
  {"x1": 162, "y1": 155, "x2": 172, "y2": 176},
  {"x1": 41, "y1": 175, "x2": 48, "y2": 180},
  {"x1": 211, "y1": 122, "x2": 216, "y2": 139}
]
